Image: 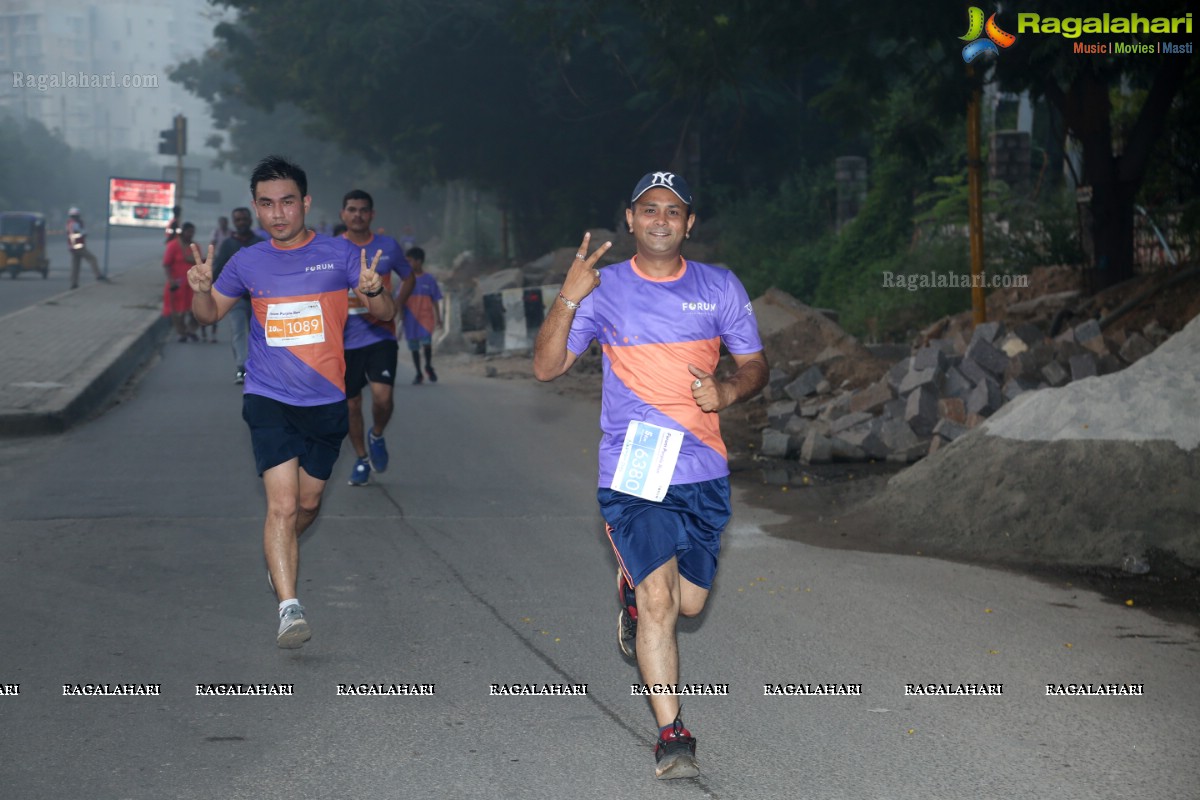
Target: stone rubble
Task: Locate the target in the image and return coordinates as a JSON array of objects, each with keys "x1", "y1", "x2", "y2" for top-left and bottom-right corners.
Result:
[{"x1": 757, "y1": 295, "x2": 1176, "y2": 465}]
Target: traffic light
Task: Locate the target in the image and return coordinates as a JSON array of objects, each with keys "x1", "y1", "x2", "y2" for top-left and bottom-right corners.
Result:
[
  {"x1": 158, "y1": 127, "x2": 176, "y2": 155},
  {"x1": 156, "y1": 115, "x2": 187, "y2": 156}
]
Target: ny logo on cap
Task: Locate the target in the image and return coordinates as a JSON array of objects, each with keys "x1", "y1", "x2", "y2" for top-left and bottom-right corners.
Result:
[{"x1": 651, "y1": 172, "x2": 677, "y2": 187}]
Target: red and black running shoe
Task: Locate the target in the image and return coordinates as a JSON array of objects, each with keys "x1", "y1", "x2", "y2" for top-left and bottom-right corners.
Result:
[
  {"x1": 654, "y1": 715, "x2": 699, "y2": 779},
  {"x1": 618, "y1": 571, "x2": 637, "y2": 659}
]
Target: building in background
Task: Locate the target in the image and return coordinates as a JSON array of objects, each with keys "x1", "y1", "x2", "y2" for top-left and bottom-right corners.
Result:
[{"x1": 0, "y1": 0, "x2": 214, "y2": 159}]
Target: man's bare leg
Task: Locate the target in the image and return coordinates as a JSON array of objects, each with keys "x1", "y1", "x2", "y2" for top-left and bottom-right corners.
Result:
[
  {"x1": 634, "y1": 557, "x2": 710, "y2": 726},
  {"x1": 262, "y1": 460, "x2": 325, "y2": 647}
]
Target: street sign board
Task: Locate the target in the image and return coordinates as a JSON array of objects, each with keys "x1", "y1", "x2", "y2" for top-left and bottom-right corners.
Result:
[{"x1": 108, "y1": 177, "x2": 176, "y2": 228}]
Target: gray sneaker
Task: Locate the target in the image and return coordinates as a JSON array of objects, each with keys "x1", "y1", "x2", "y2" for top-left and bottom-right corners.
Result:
[{"x1": 276, "y1": 604, "x2": 311, "y2": 649}]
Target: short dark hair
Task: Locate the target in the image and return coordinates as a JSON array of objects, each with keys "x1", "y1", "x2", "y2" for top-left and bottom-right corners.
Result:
[
  {"x1": 406, "y1": 247, "x2": 425, "y2": 261},
  {"x1": 251, "y1": 155, "x2": 308, "y2": 199},
  {"x1": 342, "y1": 189, "x2": 373, "y2": 210},
  {"x1": 232, "y1": 206, "x2": 252, "y2": 217},
  {"x1": 182, "y1": 222, "x2": 195, "y2": 232}
]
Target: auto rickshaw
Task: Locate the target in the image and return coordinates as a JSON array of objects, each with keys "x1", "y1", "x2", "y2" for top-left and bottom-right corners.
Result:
[{"x1": 0, "y1": 211, "x2": 50, "y2": 279}]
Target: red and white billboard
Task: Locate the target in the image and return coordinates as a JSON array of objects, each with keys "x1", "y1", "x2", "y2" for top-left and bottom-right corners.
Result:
[{"x1": 108, "y1": 177, "x2": 176, "y2": 228}]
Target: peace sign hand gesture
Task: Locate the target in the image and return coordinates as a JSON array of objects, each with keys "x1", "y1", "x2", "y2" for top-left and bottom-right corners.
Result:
[
  {"x1": 187, "y1": 243, "x2": 216, "y2": 294},
  {"x1": 358, "y1": 248, "x2": 384, "y2": 296}
]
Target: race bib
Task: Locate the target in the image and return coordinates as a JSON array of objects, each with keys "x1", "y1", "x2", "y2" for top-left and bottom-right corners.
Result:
[
  {"x1": 610, "y1": 420, "x2": 683, "y2": 502},
  {"x1": 265, "y1": 300, "x2": 325, "y2": 347},
  {"x1": 347, "y1": 288, "x2": 368, "y2": 316}
]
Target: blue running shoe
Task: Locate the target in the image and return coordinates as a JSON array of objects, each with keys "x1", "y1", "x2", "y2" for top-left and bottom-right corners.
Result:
[
  {"x1": 368, "y1": 431, "x2": 388, "y2": 473},
  {"x1": 348, "y1": 457, "x2": 371, "y2": 486}
]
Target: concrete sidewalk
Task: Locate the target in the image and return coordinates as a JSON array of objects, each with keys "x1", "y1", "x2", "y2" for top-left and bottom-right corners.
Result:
[{"x1": 0, "y1": 261, "x2": 168, "y2": 436}]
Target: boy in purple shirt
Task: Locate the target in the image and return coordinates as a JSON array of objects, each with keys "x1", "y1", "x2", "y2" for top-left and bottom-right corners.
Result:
[{"x1": 534, "y1": 171, "x2": 768, "y2": 780}]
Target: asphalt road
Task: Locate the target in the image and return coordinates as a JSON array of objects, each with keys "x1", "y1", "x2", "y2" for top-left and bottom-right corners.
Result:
[
  {"x1": 0, "y1": 323, "x2": 1197, "y2": 799},
  {"x1": 0, "y1": 227, "x2": 164, "y2": 317}
]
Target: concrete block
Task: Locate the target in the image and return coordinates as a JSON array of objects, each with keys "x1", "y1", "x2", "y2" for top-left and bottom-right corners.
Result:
[
  {"x1": 965, "y1": 412, "x2": 987, "y2": 428},
  {"x1": 784, "y1": 365, "x2": 825, "y2": 400},
  {"x1": 879, "y1": 419, "x2": 921, "y2": 453},
  {"x1": 886, "y1": 357, "x2": 912, "y2": 393},
  {"x1": 767, "y1": 399, "x2": 798, "y2": 429},
  {"x1": 942, "y1": 366, "x2": 974, "y2": 400},
  {"x1": 958, "y1": 355, "x2": 993, "y2": 387},
  {"x1": 937, "y1": 397, "x2": 967, "y2": 424},
  {"x1": 913, "y1": 345, "x2": 947, "y2": 372},
  {"x1": 933, "y1": 418, "x2": 970, "y2": 441},
  {"x1": 904, "y1": 385, "x2": 938, "y2": 437},
  {"x1": 783, "y1": 415, "x2": 811, "y2": 437},
  {"x1": 1029, "y1": 340, "x2": 1056, "y2": 368},
  {"x1": 964, "y1": 337, "x2": 1010, "y2": 377},
  {"x1": 798, "y1": 401, "x2": 823, "y2": 418},
  {"x1": 1068, "y1": 353, "x2": 1098, "y2": 381},
  {"x1": 927, "y1": 435, "x2": 944, "y2": 455},
  {"x1": 762, "y1": 367, "x2": 791, "y2": 402},
  {"x1": 1005, "y1": 351, "x2": 1040, "y2": 383},
  {"x1": 1012, "y1": 322, "x2": 1045, "y2": 347},
  {"x1": 882, "y1": 398, "x2": 907, "y2": 421},
  {"x1": 1041, "y1": 360, "x2": 1069, "y2": 387},
  {"x1": 898, "y1": 366, "x2": 940, "y2": 396},
  {"x1": 1072, "y1": 318, "x2": 1102, "y2": 347},
  {"x1": 1097, "y1": 353, "x2": 1124, "y2": 376},
  {"x1": 848, "y1": 379, "x2": 893, "y2": 415},
  {"x1": 837, "y1": 419, "x2": 888, "y2": 459},
  {"x1": 831, "y1": 411, "x2": 874, "y2": 436},
  {"x1": 970, "y1": 320, "x2": 1005, "y2": 345},
  {"x1": 1002, "y1": 377, "x2": 1037, "y2": 402},
  {"x1": 1118, "y1": 332, "x2": 1155, "y2": 364},
  {"x1": 966, "y1": 375, "x2": 1002, "y2": 417},
  {"x1": 760, "y1": 428, "x2": 791, "y2": 458},
  {"x1": 815, "y1": 380, "x2": 832, "y2": 395},
  {"x1": 829, "y1": 437, "x2": 867, "y2": 462},
  {"x1": 800, "y1": 430, "x2": 832, "y2": 463}
]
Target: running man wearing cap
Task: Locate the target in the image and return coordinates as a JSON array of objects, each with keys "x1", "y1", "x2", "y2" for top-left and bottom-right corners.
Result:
[
  {"x1": 187, "y1": 156, "x2": 393, "y2": 649},
  {"x1": 533, "y1": 171, "x2": 768, "y2": 779}
]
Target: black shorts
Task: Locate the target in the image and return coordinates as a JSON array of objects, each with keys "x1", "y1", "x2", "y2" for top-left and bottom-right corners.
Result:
[
  {"x1": 344, "y1": 339, "x2": 399, "y2": 398},
  {"x1": 242, "y1": 394, "x2": 349, "y2": 480}
]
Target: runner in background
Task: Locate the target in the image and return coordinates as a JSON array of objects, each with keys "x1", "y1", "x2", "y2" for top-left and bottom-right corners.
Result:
[{"x1": 339, "y1": 189, "x2": 413, "y2": 486}]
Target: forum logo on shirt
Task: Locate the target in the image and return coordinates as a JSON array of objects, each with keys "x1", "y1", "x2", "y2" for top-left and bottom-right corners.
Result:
[{"x1": 681, "y1": 300, "x2": 717, "y2": 313}]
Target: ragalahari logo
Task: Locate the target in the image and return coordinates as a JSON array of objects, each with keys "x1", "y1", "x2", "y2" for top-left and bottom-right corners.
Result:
[{"x1": 961, "y1": 7, "x2": 1017, "y2": 62}]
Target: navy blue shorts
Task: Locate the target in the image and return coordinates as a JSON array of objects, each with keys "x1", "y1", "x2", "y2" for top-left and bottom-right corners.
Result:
[
  {"x1": 597, "y1": 478, "x2": 732, "y2": 590},
  {"x1": 242, "y1": 394, "x2": 349, "y2": 480},
  {"x1": 345, "y1": 339, "x2": 399, "y2": 398}
]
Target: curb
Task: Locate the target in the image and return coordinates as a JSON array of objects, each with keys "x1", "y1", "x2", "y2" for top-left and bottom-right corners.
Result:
[{"x1": 0, "y1": 313, "x2": 169, "y2": 437}]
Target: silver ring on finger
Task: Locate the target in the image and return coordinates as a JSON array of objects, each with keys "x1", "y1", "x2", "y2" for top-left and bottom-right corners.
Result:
[
  {"x1": 593, "y1": 268, "x2": 600, "y2": 278},
  {"x1": 692, "y1": 379, "x2": 703, "y2": 389},
  {"x1": 575, "y1": 253, "x2": 586, "y2": 261}
]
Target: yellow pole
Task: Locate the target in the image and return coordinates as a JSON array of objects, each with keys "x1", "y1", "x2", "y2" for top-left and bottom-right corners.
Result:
[{"x1": 966, "y1": 67, "x2": 986, "y2": 325}]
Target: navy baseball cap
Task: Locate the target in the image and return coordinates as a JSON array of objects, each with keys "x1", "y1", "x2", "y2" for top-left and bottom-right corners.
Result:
[{"x1": 631, "y1": 171, "x2": 693, "y2": 206}]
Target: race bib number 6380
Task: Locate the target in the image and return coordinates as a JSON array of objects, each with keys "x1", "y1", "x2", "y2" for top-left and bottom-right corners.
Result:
[{"x1": 610, "y1": 420, "x2": 683, "y2": 502}]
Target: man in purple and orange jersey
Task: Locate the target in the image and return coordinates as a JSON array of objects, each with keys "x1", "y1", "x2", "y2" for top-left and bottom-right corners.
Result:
[
  {"x1": 534, "y1": 171, "x2": 767, "y2": 780},
  {"x1": 339, "y1": 189, "x2": 412, "y2": 486},
  {"x1": 188, "y1": 156, "x2": 394, "y2": 649}
]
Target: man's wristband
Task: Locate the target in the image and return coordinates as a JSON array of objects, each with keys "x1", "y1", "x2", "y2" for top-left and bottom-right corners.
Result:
[
  {"x1": 558, "y1": 292, "x2": 580, "y2": 311},
  {"x1": 362, "y1": 286, "x2": 384, "y2": 298}
]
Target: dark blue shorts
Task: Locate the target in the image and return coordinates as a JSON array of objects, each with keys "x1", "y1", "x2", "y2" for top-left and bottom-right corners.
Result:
[
  {"x1": 345, "y1": 339, "x2": 399, "y2": 398},
  {"x1": 597, "y1": 478, "x2": 731, "y2": 590},
  {"x1": 242, "y1": 394, "x2": 349, "y2": 480}
]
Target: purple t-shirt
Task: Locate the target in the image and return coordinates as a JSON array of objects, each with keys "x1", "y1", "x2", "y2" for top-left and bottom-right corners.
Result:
[
  {"x1": 214, "y1": 233, "x2": 360, "y2": 406},
  {"x1": 566, "y1": 257, "x2": 763, "y2": 487},
  {"x1": 402, "y1": 273, "x2": 443, "y2": 341},
  {"x1": 341, "y1": 233, "x2": 410, "y2": 350}
]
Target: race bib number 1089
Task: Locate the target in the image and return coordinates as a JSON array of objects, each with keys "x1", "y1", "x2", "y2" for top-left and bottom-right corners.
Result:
[
  {"x1": 265, "y1": 300, "x2": 325, "y2": 347},
  {"x1": 610, "y1": 421, "x2": 683, "y2": 502}
]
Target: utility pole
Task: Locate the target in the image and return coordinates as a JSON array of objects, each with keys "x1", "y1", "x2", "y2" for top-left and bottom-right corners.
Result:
[{"x1": 966, "y1": 66, "x2": 987, "y2": 325}]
